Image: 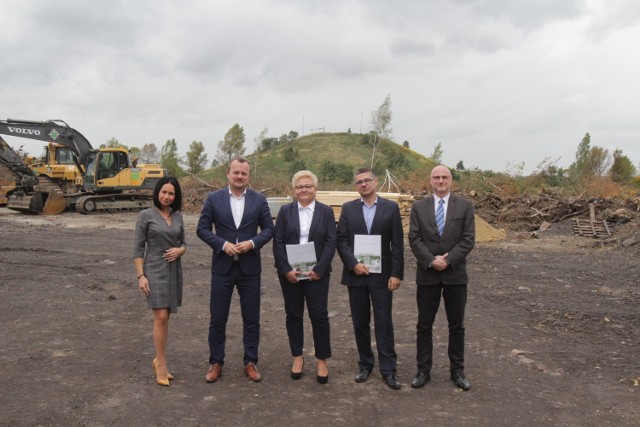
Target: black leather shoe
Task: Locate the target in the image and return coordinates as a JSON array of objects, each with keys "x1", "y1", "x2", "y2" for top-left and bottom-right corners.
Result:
[
  {"x1": 451, "y1": 372, "x2": 470, "y2": 391},
  {"x1": 354, "y1": 369, "x2": 371, "y2": 383},
  {"x1": 382, "y1": 374, "x2": 401, "y2": 390},
  {"x1": 410, "y1": 371, "x2": 431, "y2": 389}
]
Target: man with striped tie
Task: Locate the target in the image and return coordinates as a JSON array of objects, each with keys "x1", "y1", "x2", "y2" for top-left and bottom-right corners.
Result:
[{"x1": 407, "y1": 165, "x2": 475, "y2": 391}]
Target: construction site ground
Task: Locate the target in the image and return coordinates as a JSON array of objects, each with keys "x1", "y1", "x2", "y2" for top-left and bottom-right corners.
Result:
[{"x1": 0, "y1": 206, "x2": 638, "y2": 426}]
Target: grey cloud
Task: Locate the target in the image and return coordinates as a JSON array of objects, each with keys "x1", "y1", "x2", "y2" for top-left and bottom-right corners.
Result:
[
  {"x1": 0, "y1": 1, "x2": 148, "y2": 87},
  {"x1": 583, "y1": 1, "x2": 640, "y2": 41},
  {"x1": 390, "y1": 38, "x2": 437, "y2": 57},
  {"x1": 167, "y1": 7, "x2": 388, "y2": 90},
  {"x1": 25, "y1": 1, "x2": 142, "y2": 50},
  {"x1": 365, "y1": 0, "x2": 584, "y2": 54}
]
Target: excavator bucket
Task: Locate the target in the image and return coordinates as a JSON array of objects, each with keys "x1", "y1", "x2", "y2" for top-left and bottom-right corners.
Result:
[
  {"x1": 7, "y1": 190, "x2": 66, "y2": 215},
  {"x1": 7, "y1": 192, "x2": 44, "y2": 214},
  {"x1": 41, "y1": 190, "x2": 67, "y2": 214}
]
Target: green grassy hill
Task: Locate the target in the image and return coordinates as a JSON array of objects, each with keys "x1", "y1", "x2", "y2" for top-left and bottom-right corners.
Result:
[{"x1": 199, "y1": 132, "x2": 436, "y2": 188}]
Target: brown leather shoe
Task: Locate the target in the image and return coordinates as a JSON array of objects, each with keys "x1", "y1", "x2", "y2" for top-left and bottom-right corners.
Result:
[
  {"x1": 205, "y1": 363, "x2": 222, "y2": 383},
  {"x1": 244, "y1": 362, "x2": 262, "y2": 382}
]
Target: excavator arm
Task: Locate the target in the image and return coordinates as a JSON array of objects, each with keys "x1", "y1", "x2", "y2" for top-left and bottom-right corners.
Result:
[
  {"x1": 0, "y1": 136, "x2": 36, "y2": 181},
  {"x1": 0, "y1": 119, "x2": 93, "y2": 166},
  {"x1": 0, "y1": 136, "x2": 39, "y2": 206}
]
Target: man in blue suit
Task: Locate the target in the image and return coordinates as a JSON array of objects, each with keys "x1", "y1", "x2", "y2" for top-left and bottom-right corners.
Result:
[
  {"x1": 337, "y1": 167, "x2": 404, "y2": 390},
  {"x1": 197, "y1": 157, "x2": 274, "y2": 383}
]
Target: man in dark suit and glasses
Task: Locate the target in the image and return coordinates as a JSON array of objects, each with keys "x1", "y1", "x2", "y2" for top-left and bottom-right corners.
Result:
[
  {"x1": 337, "y1": 167, "x2": 404, "y2": 390},
  {"x1": 197, "y1": 157, "x2": 274, "y2": 383},
  {"x1": 408, "y1": 165, "x2": 475, "y2": 390}
]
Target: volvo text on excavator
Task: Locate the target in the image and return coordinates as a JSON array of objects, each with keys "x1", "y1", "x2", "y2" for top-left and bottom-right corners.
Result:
[{"x1": 0, "y1": 118, "x2": 167, "y2": 214}]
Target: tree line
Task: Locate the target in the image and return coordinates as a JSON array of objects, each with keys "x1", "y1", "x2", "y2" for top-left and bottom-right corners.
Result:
[{"x1": 100, "y1": 124, "x2": 300, "y2": 178}]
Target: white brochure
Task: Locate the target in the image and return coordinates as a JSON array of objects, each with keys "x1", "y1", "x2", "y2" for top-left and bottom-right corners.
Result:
[
  {"x1": 354, "y1": 234, "x2": 382, "y2": 273},
  {"x1": 286, "y1": 241, "x2": 317, "y2": 280}
]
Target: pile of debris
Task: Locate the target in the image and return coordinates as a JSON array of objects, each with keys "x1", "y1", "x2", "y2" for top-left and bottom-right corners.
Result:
[
  {"x1": 471, "y1": 191, "x2": 640, "y2": 233},
  {"x1": 181, "y1": 180, "x2": 218, "y2": 212}
]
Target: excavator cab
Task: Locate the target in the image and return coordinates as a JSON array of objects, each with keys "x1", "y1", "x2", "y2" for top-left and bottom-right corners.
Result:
[
  {"x1": 30, "y1": 143, "x2": 83, "y2": 178},
  {"x1": 98, "y1": 150, "x2": 127, "y2": 181},
  {"x1": 84, "y1": 149, "x2": 129, "y2": 190},
  {"x1": 55, "y1": 146, "x2": 76, "y2": 165}
]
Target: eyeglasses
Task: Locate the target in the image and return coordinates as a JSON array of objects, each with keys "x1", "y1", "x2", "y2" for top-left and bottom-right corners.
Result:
[
  {"x1": 354, "y1": 178, "x2": 374, "y2": 186},
  {"x1": 294, "y1": 184, "x2": 315, "y2": 190}
]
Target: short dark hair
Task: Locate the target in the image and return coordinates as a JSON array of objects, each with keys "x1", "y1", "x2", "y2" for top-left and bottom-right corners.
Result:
[
  {"x1": 354, "y1": 167, "x2": 376, "y2": 178},
  {"x1": 153, "y1": 176, "x2": 182, "y2": 211},
  {"x1": 226, "y1": 156, "x2": 251, "y2": 173}
]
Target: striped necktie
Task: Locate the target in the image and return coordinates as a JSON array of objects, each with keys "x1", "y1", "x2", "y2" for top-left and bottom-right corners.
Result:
[{"x1": 436, "y1": 199, "x2": 445, "y2": 236}]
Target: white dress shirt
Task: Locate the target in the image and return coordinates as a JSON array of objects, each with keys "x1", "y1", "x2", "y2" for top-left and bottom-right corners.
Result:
[
  {"x1": 298, "y1": 200, "x2": 315, "y2": 244},
  {"x1": 229, "y1": 188, "x2": 246, "y2": 230}
]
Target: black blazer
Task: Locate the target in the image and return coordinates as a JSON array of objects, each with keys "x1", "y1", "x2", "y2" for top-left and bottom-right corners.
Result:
[
  {"x1": 196, "y1": 187, "x2": 274, "y2": 275},
  {"x1": 408, "y1": 194, "x2": 475, "y2": 285},
  {"x1": 336, "y1": 196, "x2": 404, "y2": 288},
  {"x1": 272, "y1": 201, "x2": 336, "y2": 278}
]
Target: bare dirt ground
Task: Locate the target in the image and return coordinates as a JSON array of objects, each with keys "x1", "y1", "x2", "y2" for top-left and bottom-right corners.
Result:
[{"x1": 1, "y1": 208, "x2": 638, "y2": 426}]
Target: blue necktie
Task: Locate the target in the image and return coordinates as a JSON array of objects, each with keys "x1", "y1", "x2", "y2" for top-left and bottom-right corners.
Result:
[{"x1": 436, "y1": 199, "x2": 445, "y2": 236}]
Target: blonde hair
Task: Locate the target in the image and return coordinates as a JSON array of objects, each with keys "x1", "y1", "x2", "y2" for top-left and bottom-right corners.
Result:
[{"x1": 291, "y1": 170, "x2": 318, "y2": 188}]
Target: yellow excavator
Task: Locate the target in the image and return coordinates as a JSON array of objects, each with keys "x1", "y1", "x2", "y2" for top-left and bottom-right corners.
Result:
[
  {"x1": 0, "y1": 119, "x2": 167, "y2": 214},
  {"x1": 0, "y1": 136, "x2": 39, "y2": 206}
]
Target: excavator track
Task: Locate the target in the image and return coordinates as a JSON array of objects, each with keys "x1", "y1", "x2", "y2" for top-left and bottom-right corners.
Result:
[{"x1": 74, "y1": 193, "x2": 153, "y2": 214}]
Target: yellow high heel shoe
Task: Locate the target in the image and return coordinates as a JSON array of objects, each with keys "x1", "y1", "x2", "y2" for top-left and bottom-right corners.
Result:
[
  {"x1": 152, "y1": 358, "x2": 174, "y2": 380},
  {"x1": 152, "y1": 358, "x2": 172, "y2": 386}
]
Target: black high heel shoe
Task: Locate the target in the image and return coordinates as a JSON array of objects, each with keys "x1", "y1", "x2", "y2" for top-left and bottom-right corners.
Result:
[
  {"x1": 291, "y1": 358, "x2": 304, "y2": 380},
  {"x1": 316, "y1": 360, "x2": 328, "y2": 384}
]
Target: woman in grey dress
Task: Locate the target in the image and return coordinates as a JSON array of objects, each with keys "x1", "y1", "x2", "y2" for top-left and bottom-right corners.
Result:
[{"x1": 134, "y1": 176, "x2": 186, "y2": 386}]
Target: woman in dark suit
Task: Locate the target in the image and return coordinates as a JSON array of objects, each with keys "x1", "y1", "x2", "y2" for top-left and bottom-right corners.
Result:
[
  {"x1": 134, "y1": 176, "x2": 186, "y2": 386},
  {"x1": 273, "y1": 170, "x2": 336, "y2": 383}
]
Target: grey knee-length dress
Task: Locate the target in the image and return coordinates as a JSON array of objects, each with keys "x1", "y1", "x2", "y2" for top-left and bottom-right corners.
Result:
[{"x1": 134, "y1": 208, "x2": 186, "y2": 313}]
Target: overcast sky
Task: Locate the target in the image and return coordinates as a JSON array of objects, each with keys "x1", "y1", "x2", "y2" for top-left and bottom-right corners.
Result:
[{"x1": 1, "y1": 0, "x2": 638, "y2": 174}]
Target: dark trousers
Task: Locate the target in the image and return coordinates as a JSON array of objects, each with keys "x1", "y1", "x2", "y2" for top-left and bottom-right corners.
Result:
[
  {"x1": 208, "y1": 262, "x2": 261, "y2": 366},
  {"x1": 416, "y1": 283, "x2": 467, "y2": 374},
  {"x1": 348, "y1": 282, "x2": 397, "y2": 375},
  {"x1": 279, "y1": 275, "x2": 332, "y2": 360}
]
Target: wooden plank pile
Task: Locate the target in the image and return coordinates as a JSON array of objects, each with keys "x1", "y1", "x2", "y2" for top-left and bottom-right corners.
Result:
[
  {"x1": 315, "y1": 191, "x2": 415, "y2": 223},
  {"x1": 266, "y1": 196, "x2": 292, "y2": 219},
  {"x1": 572, "y1": 203, "x2": 612, "y2": 237}
]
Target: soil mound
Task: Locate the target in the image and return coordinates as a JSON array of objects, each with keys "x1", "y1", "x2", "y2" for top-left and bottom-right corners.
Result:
[{"x1": 475, "y1": 214, "x2": 506, "y2": 242}]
